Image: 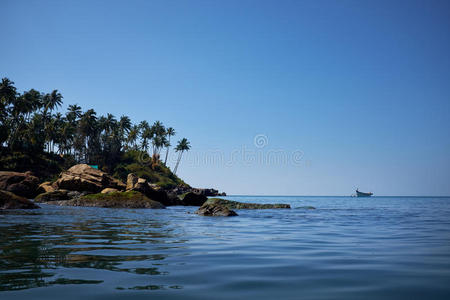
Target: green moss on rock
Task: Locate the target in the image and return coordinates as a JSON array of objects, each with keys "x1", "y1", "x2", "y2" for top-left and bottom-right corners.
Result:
[
  {"x1": 204, "y1": 198, "x2": 290, "y2": 209},
  {"x1": 53, "y1": 191, "x2": 165, "y2": 209}
]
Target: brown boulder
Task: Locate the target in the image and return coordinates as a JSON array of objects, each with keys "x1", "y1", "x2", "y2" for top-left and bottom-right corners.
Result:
[
  {"x1": 0, "y1": 171, "x2": 39, "y2": 198},
  {"x1": 126, "y1": 173, "x2": 138, "y2": 190},
  {"x1": 36, "y1": 181, "x2": 57, "y2": 194},
  {"x1": 126, "y1": 173, "x2": 172, "y2": 206},
  {"x1": 101, "y1": 188, "x2": 119, "y2": 194},
  {"x1": 195, "y1": 204, "x2": 238, "y2": 216},
  {"x1": 55, "y1": 164, "x2": 125, "y2": 193},
  {"x1": 0, "y1": 190, "x2": 40, "y2": 209}
]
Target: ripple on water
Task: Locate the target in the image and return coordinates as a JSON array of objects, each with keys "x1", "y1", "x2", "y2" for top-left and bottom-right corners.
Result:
[{"x1": 1, "y1": 197, "x2": 450, "y2": 299}]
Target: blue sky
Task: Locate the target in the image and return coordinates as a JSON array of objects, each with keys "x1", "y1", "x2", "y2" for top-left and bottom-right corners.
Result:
[{"x1": 2, "y1": 0, "x2": 450, "y2": 195}]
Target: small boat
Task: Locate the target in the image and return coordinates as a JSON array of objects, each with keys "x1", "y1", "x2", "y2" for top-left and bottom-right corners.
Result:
[{"x1": 356, "y1": 189, "x2": 373, "y2": 197}]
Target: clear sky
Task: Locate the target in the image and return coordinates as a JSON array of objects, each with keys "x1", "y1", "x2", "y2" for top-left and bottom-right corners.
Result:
[{"x1": 2, "y1": 0, "x2": 450, "y2": 196}]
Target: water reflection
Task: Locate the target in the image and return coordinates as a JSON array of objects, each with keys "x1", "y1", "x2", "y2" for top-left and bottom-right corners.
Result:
[{"x1": 0, "y1": 208, "x2": 183, "y2": 291}]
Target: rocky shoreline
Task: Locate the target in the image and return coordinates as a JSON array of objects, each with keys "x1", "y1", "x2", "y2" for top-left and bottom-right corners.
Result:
[{"x1": 0, "y1": 164, "x2": 292, "y2": 216}]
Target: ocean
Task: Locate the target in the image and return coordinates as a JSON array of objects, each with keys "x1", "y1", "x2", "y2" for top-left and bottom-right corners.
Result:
[{"x1": 1, "y1": 196, "x2": 450, "y2": 299}]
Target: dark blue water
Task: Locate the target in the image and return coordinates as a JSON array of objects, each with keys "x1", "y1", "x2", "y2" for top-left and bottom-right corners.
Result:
[{"x1": 1, "y1": 196, "x2": 450, "y2": 299}]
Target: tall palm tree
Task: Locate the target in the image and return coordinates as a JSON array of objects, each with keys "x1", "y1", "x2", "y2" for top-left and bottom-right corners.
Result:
[
  {"x1": 78, "y1": 109, "x2": 97, "y2": 162},
  {"x1": 8, "y1": 89, "x2": 41, "y2": 149},
  {"x1": 151, "y1": 135, "x2": 163, "y2": 156},
  {"x1": 164, "y1": 127, "x2": 175, "y2": 165},
  {"x1": 41, "y1": 90, "x2": 62, "y2": 151},
  {"x1": 42, "y1": 90, "x2": 63, "y2": 114},
  {"x1": 0, "y1": 78, "x2": 17, "y2": 106},
  {"x1": 140, "y1": 121, "x2": 152, "y2": 152},
  {"x1": 66, "y1": 104, "x2": 82, "y2": 123},
  {"x1": 0, "y1": 78, "x2": 17, "y2": 145},
  {"x1": 173, "y1": 138, "x2": 190, "y2": 175},
  {"x1": 150, "y1": 121, "x2": 166, "y2": 156},
  {"x1": 118, "y1": 115, "x2": 131, "y2": 148},
  {"x1": 152, "y1": 121, "x2": 165, "y2": 137},
  {"x1": 126, "y1": 125, "x2": 139, "y2": 150}
]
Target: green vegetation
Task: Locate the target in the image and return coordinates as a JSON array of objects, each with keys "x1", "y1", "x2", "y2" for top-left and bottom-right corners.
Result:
[
  {"x1": 0, "y1": 149, "x2": 72, "y2": 181},
  {"x1": 173, "y1": 138, "x2": 191, "y2": 175},
  {"x1": 81, "y1": 191, "x2": 144, "y2": 201},
  {"x1": 0, "y1": 78, "x2": 191, "y2": 186}
]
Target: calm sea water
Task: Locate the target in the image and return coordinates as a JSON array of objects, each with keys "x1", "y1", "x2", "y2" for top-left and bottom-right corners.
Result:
[{"x1": 1, "y1": 196, "x2": 450, "y2": 299}]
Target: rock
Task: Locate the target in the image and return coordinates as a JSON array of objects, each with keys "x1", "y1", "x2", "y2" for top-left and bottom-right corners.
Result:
[
  {"x1": 35, "y1": 190, "x2": 72, "y2": 202},
  {"x1": 149, "y1": 183, "x2": 162, "y2": 191},
  {"x1": 170, "y1": 186, "x2": 191, "y2": 195},
  {"x1": 36, "y1": 181, "x2": 56, "y2": 194},
  {"x1": 295, "y1": 206, "x2": 316, "y2": 209},
  {"x1": 48, "y1": 191, "x2": 165, "y2": 209},
  {"x1": 181, "y1": 192, "x2": 207, "y2": 206},
  {"x1": 101, "y1": 188, "x2": 119, "y2": 194},
  {"x1": 195, "y1": 203, "x2": 238, "y2": 216},
  {"x1": 204, "y1": 198, "x2": 291, "y2": 209},
  {"x1": 191, "y1": 188, "x2": 226, "y2": 197},
  {"x1": 166, "y1": 192, "x2": 183, "y2": 206},
  {"x1": 126, "y1": 173, "x2": 138, "y2": 190},
  {"x1": 55, "y1": 164, "x2": 126, "y2": 193},
  {"x1": 0, "y1": 190, "x2": 40, "y2": 209},
  {"x1": 0, "y1": 171, "x2": 39, "y2": 198},
  {"x1": 126, "y1": 173, "x2": 172, "y2": 206},
  {"x1": 67, "y1": 190, "x2": 87, "y2": 199},
  {"x1": 35, "y1": 189, "x2": 90, "y2": 203}
]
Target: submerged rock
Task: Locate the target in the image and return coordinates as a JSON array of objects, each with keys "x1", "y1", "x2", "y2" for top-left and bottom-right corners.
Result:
[
  {"x1": 0, "y1": 190, "x2": 40, "y2": 209},
  {"x1": 195, "y1": 203, "x2": 238, "y2": 216},
  {"x1": 0, "y1": 171, "x2": 39, "y2": 198},
  {"x1": 49, "y1": 191, "x2": 165, "y2": 209},
  {"x1": 295, "y1": 206, "x2": 316, "y2": 209},
  {"x1": 181, "y1": 192, "x2": 207, "y2": 206},
  {"x1": 204, "y1": 198, "x2": 291, "y2": 209},
  {"x1": 55, "y1": 164, "x2": 126, "y2": 193}
]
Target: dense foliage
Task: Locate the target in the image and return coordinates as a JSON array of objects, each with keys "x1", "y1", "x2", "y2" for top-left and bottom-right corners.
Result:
[{"x1": 0, "y1": 78, "x2": 191, "y2": 185}]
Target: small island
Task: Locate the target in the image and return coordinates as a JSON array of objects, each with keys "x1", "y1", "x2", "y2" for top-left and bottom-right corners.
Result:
[{"x1": 0, "y1": 78, "x2": 290, "y2": 215}]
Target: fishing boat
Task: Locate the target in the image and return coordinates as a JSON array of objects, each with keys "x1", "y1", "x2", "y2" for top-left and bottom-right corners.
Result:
[{"x1": 356, "y1": 189, "x2": 373, "y2": 197}]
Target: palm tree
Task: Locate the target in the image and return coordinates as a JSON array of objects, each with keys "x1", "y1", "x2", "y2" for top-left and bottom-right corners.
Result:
[
  {"x1": 58, "y1": 121, "x2": 75, "y2": 155},
  {"x1": 152, "y1": 135, "x2": 167, "y2": 157},
  {"x1": 140, "y1": 121, "x2": 152, "y2": 152},
  {"x1": 118, "y1": 115, "x2": 131, "y2": 148},
  {"x1": 0, "y1": 78, "x2": 17, "y2": 146},
  {"x1": 8, "y1": 89, "x2": 41, "y2": 149},
  {"x1": 0, "y1": 78, "x2": 17, "y2": 106},
  {"x1": 164, "y1": 127, "x2": 175, "y2": 165},
  {"x1": 66, "y1": 104, "x2": 82, "y2": 123},
  {"x1": 126, "y1": 125, "x2": 139, "y2": 150},
  {"x1": 173, "y1": 138, "x2": 190, "y2": 175},
  {"x1": 42, "y1": 90, "x2": 63, "y2": 114},
  {"x1": 150, "y1": 121, "x2": 166, "y2": 156},
  {"x1": 152, "y1": 121, "x2": 165, "y2": 137},
  {"x1": 78, "y1": 109, "x2": 97, "y2": 162}
]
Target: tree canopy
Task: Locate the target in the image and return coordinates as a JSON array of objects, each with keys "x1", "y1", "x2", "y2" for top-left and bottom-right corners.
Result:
[{"x1": 0, "y1": 78, "x2": 190, "y2": 173}]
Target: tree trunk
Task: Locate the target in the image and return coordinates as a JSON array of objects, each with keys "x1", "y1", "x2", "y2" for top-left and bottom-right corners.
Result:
[{"x1": 173, "y1": 151, "x2": 183, "y2": 175}]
